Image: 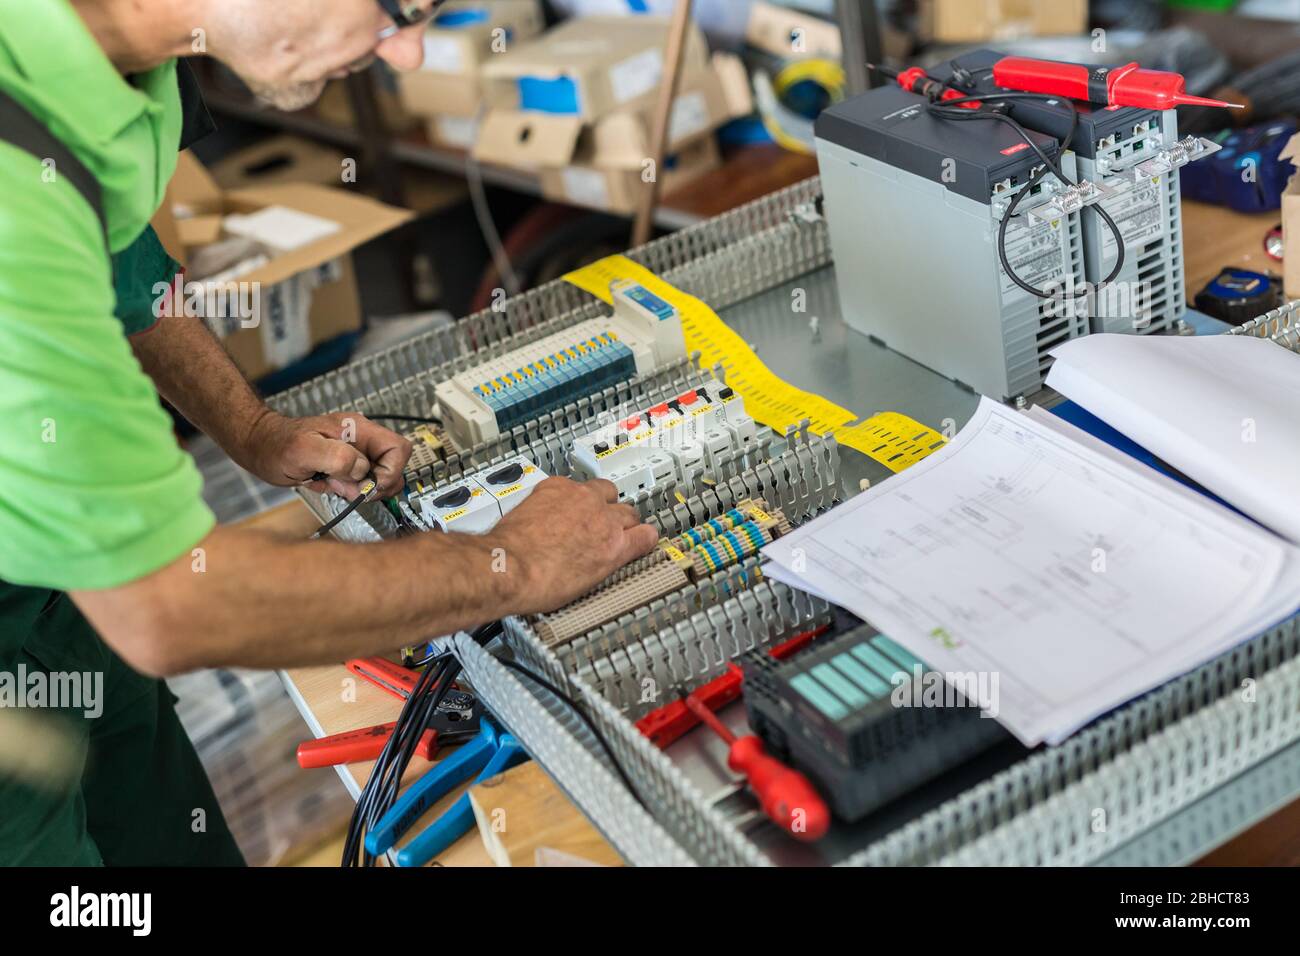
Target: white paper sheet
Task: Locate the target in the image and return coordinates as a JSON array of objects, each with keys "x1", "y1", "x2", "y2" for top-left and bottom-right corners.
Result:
[
  {"x1": 762, "y1": 398, "x2": 1300, "y2": 746},
  {"x1": 1046, "y1": 333, "x2": 1300, "y2": 543}
]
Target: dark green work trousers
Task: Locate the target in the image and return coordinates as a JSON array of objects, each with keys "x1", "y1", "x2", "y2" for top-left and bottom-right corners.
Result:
[{"x1": 0, "y1": 589, "x2": 244, "y2": 866}]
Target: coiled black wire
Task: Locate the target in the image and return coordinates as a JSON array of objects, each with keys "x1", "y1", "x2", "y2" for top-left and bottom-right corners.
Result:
[
  {"x1": 341, "y1": 621, "x2": 500, "y2": 867},
  {"x1": 926, "y1": 91, "x2": 1127, "y2": 299}
]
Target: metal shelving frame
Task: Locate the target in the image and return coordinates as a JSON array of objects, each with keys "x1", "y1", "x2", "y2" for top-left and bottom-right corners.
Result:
[{"x1": 276, "y1": 177, "x2": 1300, "y2": 866}]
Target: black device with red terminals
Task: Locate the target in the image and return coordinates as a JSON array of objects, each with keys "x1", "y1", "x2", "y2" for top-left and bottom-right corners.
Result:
[{"x1": 991, "y1": 56, "x2": 1242, "y2": 111}]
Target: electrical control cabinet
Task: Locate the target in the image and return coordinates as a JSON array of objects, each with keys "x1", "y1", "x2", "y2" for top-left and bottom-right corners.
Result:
[
  {"x1": 434, "y1": 280, "x2": 688, "y2": 448},
  {"x1": 815, "y1": 84, "x2": 1089, "y2": 400},
  {"x1": 569, "y1": 382, "x2": 757, "y2": 501}
]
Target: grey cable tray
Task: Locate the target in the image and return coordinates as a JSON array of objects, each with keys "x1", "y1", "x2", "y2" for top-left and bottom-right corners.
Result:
[
  {"x1": 285, "y1": 177, "x2": 1300, "y2": 865},
  {"x1": 1226, "y1": 298, "x2": 1300, "y2": 352}
]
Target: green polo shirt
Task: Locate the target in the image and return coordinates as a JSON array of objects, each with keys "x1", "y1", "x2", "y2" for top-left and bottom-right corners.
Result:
[{"x1": 0, "y1": 0, "x2": 215, "y2": 594}]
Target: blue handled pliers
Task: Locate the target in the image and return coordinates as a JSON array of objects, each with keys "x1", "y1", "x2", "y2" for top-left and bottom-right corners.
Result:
[{"x1": 365, "y1": 716, "x2": 528, "y2": 867}]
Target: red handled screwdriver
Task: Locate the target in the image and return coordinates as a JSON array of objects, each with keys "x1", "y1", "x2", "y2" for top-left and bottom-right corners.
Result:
[
  {"x1": 636, "y1": 624, "x2": 830, "y2": 748},
  {"x1": 991, "y1": 57, "x2": 1243, "y2": 111},
  {"x1": 682, "y1": 693, "x2": 830, "y2": 842}
]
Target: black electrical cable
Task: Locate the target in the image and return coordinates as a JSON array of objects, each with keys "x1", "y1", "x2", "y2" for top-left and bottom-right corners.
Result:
[
  {"x1": 924, "y1": 89, "x2": 1127, "y2": 299},
  {"x1": 338, "y1": 617, "x2": 638, "y2": 865},
  {"x1": 496, "y1": 658, "x2": 648, "y2": 811},
  {"x1": 341, "y1": 655, "x2": 442, "y2": 866},
  {"x1": 342, "y1": 653, "x2": 460, "y2": 866},
  {"x1": 366, "y1": 412, "x2": 443, "y2": 427},
  {"x1": 311, "y1": 490, "x2": 373, "y2": 540},
  {"x1": 341, "y1": 621, "x2": 502, "y2": 867}
]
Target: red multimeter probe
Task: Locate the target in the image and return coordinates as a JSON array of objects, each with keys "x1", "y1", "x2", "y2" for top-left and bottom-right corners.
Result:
[{"x1": 991, "y1": 57, "x2": 1242, "y2": 111}]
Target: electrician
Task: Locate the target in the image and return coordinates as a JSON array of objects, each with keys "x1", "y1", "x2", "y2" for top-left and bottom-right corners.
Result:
[{"x1": 0, "y1": 0, "x2": 657, "y2": 865}]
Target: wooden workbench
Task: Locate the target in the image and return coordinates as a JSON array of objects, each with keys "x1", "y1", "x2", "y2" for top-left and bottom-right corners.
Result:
[{"x1": 271, "y1": 194, "x2": 1297, "y2": 867}]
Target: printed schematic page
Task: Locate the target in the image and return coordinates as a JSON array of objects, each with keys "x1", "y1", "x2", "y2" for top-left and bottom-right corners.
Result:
[{"x1": 763, "y1": 398, "x2": 1300, "y2": 746}]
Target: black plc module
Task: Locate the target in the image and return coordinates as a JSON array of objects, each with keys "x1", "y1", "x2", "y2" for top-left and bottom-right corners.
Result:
[{"x1": 743, "y1": 627, "x2": 1010, "y2": 823}]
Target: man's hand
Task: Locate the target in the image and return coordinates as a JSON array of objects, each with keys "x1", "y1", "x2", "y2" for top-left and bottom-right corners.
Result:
[
  {"x1": 237, "y1": 411, "x2": 413, "y2": 499},
  {"x1": 489, "y1": 477, "x2": 660, "y2": 616}
]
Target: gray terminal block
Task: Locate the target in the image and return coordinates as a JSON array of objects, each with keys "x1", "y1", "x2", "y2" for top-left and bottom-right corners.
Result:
[{"x1": 815, "y1": 84, "x2": 1089, "y2": 401}]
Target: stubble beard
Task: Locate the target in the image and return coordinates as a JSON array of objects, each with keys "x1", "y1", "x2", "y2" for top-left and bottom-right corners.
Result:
[{"x1": 249, "y1": 79, "x2": 328, "y2": 112}]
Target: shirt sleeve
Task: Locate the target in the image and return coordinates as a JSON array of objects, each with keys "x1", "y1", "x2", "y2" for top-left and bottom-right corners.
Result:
[
  {"x1": 0, "y1": 144, "x2": 215, "y2": 591},
  {"x1": 113, "y1": 225, "x2": 181, "y2": 336}
]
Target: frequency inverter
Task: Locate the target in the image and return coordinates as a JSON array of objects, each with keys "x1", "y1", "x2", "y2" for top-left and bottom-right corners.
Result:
[
  {"x1": 815, "y1": 84, "x2": 1090, "y2": 400},
  {"x1": 934, "y1": 49, "x2": 1220, "y2": 336}
]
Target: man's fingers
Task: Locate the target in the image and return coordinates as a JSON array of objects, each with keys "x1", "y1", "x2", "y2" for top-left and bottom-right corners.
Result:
[
  {"x1": 615, "y1": 504, "x2": 642, "y2": 529},
  {"x1": 327, "y1": 476, "x2": 362, "y2": 500},
  {"x1": 299, "y1": 435, "x2": 371, "y2": 485},
  {"x1": 620, "y1": 524, "x2": 660, "y2": 562},
  {"x1": 368, "y1": 443, "x2": 411, "y2": 496},
  {"x1": 350, "y1": 419, "x2": 413, "y2": 496},
  {"x1": 586, "y1": 478, "x2": 620, "y2": 504}
]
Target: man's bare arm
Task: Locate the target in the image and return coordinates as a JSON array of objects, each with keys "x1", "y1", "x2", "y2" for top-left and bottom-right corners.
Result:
[
  {"x1": 71, "y1": 477, "x2": 658, "y2": 676},
  {"x1": 131, "y1": 311, "x2": 270, "y2": 468},
  {"x1": 131, "y1": 312, "x2": 412, "y2": 498}
]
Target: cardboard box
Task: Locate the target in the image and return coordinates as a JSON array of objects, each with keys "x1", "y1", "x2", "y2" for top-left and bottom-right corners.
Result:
[
  {"x1": 163, "y1": 153, "x2": 412, "y2": 380},
  {"x1": 473, "y1": 52, "x2": 751, "y2": 171},
  {"x1": 211, "y1": 135, "x2": 349, "y2": 191},
  {"x1": 920, "y1": 0, "x2": 1088, "y2": 43},
  {"x1": 426, "y1": 113, "x2": 483, "y2": 151},
  {"x1": 397, "y1": 0, "x2": 545, "y2": 118},
  {"x1": 480, "y1": 15, "x2": 710, "y2": 122},
  {"x1": 539, "y1": 136, "x2": 721, "y2": 214},
  {"x1": 746, "y1": 0, "x2": 843, "y2": 60},
  {"x1": 1281, "y1": 133, "x2": 1300, "y2": 299}
]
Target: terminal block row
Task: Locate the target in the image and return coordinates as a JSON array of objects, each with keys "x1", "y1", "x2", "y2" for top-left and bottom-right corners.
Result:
[
  {"x1": 532, "y1": 499, "x2": 791, "y2": 648},
  {"x1": 573, "y1": 577, "x2": 835, "y2": 723}
]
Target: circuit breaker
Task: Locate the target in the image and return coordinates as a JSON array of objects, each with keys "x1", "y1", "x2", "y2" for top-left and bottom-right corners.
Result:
[
  {"x1": 569, "y1": 382, "x2": 757, "y2": 501},
  {"x1": 410, "y1": 456, "x2": 548, "y2": 534}
]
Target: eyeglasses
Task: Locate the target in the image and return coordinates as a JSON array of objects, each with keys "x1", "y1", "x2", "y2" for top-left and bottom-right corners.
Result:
[{"x1": 375, "y1": 0, "x2": 448, "y2": 39}]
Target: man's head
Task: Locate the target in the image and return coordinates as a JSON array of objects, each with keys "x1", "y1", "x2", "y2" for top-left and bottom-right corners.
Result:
[{"x1": 206, "y1": 0, "x2": 439, "y2": 110}]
